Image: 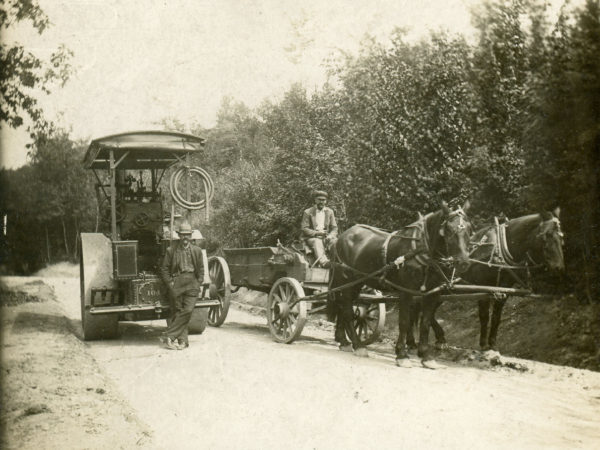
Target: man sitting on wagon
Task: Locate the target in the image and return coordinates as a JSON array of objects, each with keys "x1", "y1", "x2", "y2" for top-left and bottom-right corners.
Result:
[{"x1": 301, "y1": 190, "x2": 338, "y2": 268}]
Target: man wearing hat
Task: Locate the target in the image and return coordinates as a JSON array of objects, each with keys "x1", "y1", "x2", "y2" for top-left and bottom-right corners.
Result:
[
  {"x1": 301, "y1": 190, "x2": 338, "y2": 267},
  {"x1": 159, "y1": 220, "x2": 205, "y2": 350}
]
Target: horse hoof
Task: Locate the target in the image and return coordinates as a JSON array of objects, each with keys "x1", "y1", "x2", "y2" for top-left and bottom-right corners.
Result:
[
  {"x1": 483, "y1": 349, "x2": 501, "y2": 359},
  {"x1": 421, "y1": 359, "x2": 447, "y2": 370},
  {"x1": 396, "y1": 358, "x2": 412, "y2": 368},
  {"x1": 435, "y1": 342, "x2": 449, "y2": 350},
  {"x1": 339, "y1": 344, "x2": 353, "y2": 353},
  {"x1": 354, "y1": 347, "x2": 369, "y2": 358}
]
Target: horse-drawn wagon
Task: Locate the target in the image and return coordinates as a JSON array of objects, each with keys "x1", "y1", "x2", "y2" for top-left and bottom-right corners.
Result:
[{"x1": 209, "y1": 244, "x2": 387, "y2": 344}]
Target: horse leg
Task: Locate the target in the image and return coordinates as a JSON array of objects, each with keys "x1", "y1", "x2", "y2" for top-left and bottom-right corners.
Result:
[
  {"x1": 406, "y1": 298, "x2": 418, "y2": 350},
  {"x1": 335, "y1": 313, "x2": 352, "y2": 351},
  {"x1": 419, "y1": 295, "x2": 446, "y2": 369},
  {"x1": 395, "y1": 295, "x2": 412, "y2": 368},
  {"x1": 340, "y1": 286, "x2": 368, "y2": 357},
  {"x1": 432, "y1": 313, "x2": 447, "y2": 350},
  {"x1": 334, "y1": 292, "x2": 352, "y2": 351},
  {"x1": 488, "y1": 296, "x2": 507, "y2": 351},
  {"x1": 478, "y1": 298, "x2": 491, "y2": 350},
  {"x1": 329, "y1": 269, "x2": 352, "y2": 351}
]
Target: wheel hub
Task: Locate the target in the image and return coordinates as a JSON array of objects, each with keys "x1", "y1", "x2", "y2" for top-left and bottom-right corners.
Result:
[
  {"x1": 274, "y1": 301, "x2": 290, "y2": 319},
  {"x1": 354, "y1": 305, "x2": 368, "y2": 320}
]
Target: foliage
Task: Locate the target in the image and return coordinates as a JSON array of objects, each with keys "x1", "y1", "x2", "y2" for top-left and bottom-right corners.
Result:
[
  {"x1": 206, "y1": 0, "x2": 598, "y2": 299},
  {"x1": 0, "y1": 0, "x2": 73, "y2": 131},
  {"x1": 522, "y1": 0, "x2": 600, "y2": 301},
  {"x1": 1, "y1": 128, "x2": 95, "y2": 272},
  {"x1": 3, "y1": 0, "x2": 598, "y2": 302}
]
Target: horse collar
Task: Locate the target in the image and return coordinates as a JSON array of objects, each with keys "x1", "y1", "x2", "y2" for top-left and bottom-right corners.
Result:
[
  {"x1": 381, "y1": 230, "x2": 400, "y2": 265},
  {"x1": 496, "y1": 217, "x2": 543, "y2": 268},
  {"x1": 497, "y1": 221, "x2": 517, "y2": 266}
]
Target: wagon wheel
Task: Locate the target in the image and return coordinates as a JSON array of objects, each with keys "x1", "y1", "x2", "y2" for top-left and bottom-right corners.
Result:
[
  {"x1": 207, "y1": 256, "x2": 231, "y2": 327},
  {"x1": 353, "y1": 302, "x2": 386, "y2": 346},
  {"x1": 267, "y1": 277, "x2": 307, "y2": 344}
]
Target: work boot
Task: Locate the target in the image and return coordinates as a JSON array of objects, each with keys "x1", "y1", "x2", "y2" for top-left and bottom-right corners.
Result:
[
  {"x1": 164, "y1": 337, "x2": 178, "y2": 350},
  {"x1": 177, "y1": 339, "x2": 189, "y2": 350}
]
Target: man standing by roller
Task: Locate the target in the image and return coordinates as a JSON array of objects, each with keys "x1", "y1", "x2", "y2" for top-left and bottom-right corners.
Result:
[{"x1": 159, "y1": 221, "x2": 204, "y2": 350}]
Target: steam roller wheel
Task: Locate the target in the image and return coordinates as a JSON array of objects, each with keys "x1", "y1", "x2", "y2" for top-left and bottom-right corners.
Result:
[
  {"x1": 207, "y1": 256, "x2": 231, "y2": 327},
  {"x1": 267, "y1": 277, "x2": 307, "y2": 344},
  {"x1": 79, "y1": 233, "x2": 119, "y2": 340},
  {"x1": 188, "y1": 308, "x2": 208, "y2": 334}
]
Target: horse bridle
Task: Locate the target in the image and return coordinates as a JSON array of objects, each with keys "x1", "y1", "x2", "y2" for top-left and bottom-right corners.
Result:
[
  {"x1": 487, "y1": 214, "x2": 563, "y2": 268},
  {"x1": 438, "y1": 208, "x2": 472, "y2": 260},
  {"x1": 529, "y1": 216, "x2": 564, "y2": 266}
]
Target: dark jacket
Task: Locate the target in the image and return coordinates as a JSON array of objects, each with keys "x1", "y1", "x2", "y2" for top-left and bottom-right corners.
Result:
[
  {"x1": 301, "y1": 206, "x2": 338, "y2": 240},
  {"x1": 159, "y1": 241, "x2": 205, "y2": 285}
]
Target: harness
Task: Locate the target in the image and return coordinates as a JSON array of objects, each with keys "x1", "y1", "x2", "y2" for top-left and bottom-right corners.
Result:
[
  {"x1": 468, "y1": 215, "x2": 561, "y2": 290},
  {"x1": 380, "y1": 218, "x2": 430, "y2": 267}
]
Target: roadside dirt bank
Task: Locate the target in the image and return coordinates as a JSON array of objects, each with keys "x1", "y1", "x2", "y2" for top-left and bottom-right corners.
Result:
[{"x1": 0, "y1": 276, "x2": 153, "y2": 450}]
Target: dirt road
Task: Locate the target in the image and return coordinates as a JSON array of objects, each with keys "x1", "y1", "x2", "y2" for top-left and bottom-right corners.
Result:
[{"x1": 3, "y1": 270, "x2": 600, "y2": 449}]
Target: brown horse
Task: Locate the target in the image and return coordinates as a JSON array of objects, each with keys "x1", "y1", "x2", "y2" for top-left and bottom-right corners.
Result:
[
  {"x1": 328, "y1": 201, "x2": 472, "y2": 368},
  {"x1": 409, "y1": 208, "x2": 565, "y2": 351},
  {"x1": 469, "y1": 208, "x2": 565, "y2": 350}
]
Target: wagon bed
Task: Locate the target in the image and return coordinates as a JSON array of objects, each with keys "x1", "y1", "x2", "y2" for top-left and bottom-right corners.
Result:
[{"x1": 217, "y1": 245, "x2": 386, "y2": 344}]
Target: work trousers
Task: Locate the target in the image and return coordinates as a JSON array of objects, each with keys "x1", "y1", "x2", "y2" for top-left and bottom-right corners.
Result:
[
  {"x1": 306, "y1": 237, "x2": 328, "y2": 264},
  {"x1": 166, "y1": 273, "x2": 200, "y2": 342}
]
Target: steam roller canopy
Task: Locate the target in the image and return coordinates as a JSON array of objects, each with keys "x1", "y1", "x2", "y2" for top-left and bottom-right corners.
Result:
[{"x1": 169, "y1": 166, "x2": 214, "y2": 210}]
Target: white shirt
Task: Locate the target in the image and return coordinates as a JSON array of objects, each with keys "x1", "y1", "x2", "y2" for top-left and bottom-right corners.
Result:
[{"x1": 314, "y1": 209, "x2": 325, "y2": 231}]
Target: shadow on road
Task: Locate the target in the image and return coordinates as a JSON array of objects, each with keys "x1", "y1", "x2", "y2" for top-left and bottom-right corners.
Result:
[{"x1": 12, "y1": 312, "x2": 71, "y2": 335}]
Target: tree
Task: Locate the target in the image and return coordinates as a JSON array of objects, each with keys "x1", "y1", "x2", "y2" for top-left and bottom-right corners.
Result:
[
  {"x1": 202, "y1": 97, "x2": 270, "y2": 169},
  {"x1": 0, "y1": 128, "x2": 96, "y2": 272},
  {"x1": 0, "y1": 0, "x2": 73, "y2": 131},
  {"x1": 523, "y1": 0, "x2": 600, "y2": 301}
]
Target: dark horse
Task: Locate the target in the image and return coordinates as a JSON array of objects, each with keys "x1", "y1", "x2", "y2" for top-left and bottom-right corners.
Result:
[
  {"x1": 328, "y1": 201, "x2": 472, "y2": 368},
  {"x1": 412, "y1": 208, "x2": 565, "y2": 351}
]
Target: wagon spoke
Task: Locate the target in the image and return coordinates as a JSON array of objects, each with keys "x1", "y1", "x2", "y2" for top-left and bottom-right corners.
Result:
[
  {"x1": 284, "y1": 284, "x2": 292, "y2": 301},
  {"x1": 271, "y1": 292, "x2": 281, "y2": 305},
  {"x1": 278, "y1": 285, "x2": 287, "y2": 302}
]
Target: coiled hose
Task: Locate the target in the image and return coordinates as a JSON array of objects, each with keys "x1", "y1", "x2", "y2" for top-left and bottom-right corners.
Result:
[{"x1": 169, "y1": 165, "x2": 214, "y2": 210}]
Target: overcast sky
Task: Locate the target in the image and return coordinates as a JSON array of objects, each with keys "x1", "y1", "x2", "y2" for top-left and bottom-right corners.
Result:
[{"x1": 1, "y1": 0, "x2": 486, "y2": 168}]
